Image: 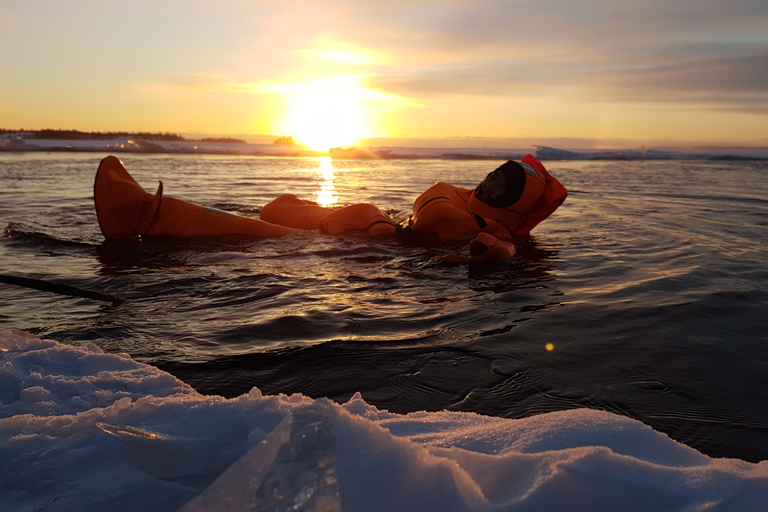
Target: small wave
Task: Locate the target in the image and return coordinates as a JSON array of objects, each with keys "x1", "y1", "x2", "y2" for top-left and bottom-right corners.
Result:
[
  {"x1": 208, "y1": 203, "x2": 262, "y2": 215},
  {"x1": 4, "y1": 222, "x2": 98, "y2": 250}
]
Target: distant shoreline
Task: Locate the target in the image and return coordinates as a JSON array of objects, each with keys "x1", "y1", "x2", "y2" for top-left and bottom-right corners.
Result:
[
  {"x1": 2, "y1": 130, "x2": 767, "y2": 161},
  {"x1": 0, "y1": 128, "x2": 246, "y2": 143}
]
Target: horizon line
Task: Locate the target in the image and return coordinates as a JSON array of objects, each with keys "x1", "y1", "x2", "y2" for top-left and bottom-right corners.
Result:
[{"x1": 2, "y1": 127, "x2": 767, "y2": 151}]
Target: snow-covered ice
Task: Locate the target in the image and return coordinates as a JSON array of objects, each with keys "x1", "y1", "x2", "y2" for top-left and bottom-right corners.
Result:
[
  {"x1": 3, "y1": 135, "x2": 768, "y2": 160},
  {"x1": 1, "y1": 329, "x2": 766, "y2": 511}
]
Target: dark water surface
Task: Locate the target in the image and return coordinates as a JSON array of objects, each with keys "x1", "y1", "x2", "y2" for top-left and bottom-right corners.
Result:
[{"x1": 2, "y1": 153, "x2": 767, "y2": 462}]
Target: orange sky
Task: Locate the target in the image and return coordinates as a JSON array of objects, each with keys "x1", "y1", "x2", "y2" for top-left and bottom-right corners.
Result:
[{"x1": 2, "y1": 0, "x2": 767, "y2": 149}]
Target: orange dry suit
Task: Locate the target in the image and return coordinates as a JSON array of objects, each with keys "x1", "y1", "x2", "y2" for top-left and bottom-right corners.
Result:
[
  {"x1": 397, "y1": 154, "x2": 567, "y2": 242},
  {"x1": 94, "y1": 155, "x2": 291, "y2": 239}
]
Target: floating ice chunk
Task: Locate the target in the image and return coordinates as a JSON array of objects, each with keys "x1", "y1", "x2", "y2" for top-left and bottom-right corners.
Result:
[{"x1": 179, "y1": 401, "x2": 341, "y2": 512}]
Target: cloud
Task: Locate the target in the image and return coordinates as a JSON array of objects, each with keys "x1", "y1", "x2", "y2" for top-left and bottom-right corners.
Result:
[
  {"x1": 606, "y1": 51, "x2": 768, "y2": 98},
  {"x1": 196, "y1": 0, "x2": 768, "y2": 118},
  {"x1": 332, "y1": 0, "x2": 768, "y2": 114}
]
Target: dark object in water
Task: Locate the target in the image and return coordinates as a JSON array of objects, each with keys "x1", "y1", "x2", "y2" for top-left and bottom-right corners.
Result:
[{"x1": 0, "y1": 274, "x2": 123, "y2": 305}]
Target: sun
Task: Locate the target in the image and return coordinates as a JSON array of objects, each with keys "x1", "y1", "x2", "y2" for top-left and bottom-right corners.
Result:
[{"x1": 279, "y1": 76, "x2": 379, "y2": 151}]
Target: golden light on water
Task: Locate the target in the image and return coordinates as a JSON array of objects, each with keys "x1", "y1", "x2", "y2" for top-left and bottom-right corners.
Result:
[
  {"x1": 313, "y1": 157, "x2": 338, "y2": 207},
  {"x1": 545, "y1": 343, "x2": 555, "y2": 352}
]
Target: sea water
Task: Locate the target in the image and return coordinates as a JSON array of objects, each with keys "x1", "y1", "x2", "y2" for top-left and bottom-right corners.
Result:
[{"x1": 1, "y1": 152, "x2": 767, "y2": 462}]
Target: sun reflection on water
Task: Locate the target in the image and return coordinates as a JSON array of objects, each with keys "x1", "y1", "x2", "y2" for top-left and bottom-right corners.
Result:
[{"x1": 313, "y1": 156, "x2": 338, "y2": 207}]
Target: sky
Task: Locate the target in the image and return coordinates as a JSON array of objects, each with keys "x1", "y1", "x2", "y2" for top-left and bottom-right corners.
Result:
[{"x1": 2, "y1": 0, "x2": 767, "y2": 149}]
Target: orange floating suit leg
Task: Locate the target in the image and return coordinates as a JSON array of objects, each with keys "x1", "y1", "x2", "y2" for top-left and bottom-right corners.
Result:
[
  {"x1": 261, "y1": 194, "x2": 395, "y2": 237},
  {"x1": 260, "y1": 194, "x2": 334, "y2": 230},
  {"x1": 94, "y1": 155, "x2": 291, "y2": 240},
  {"x1": 319, "y1": 203, "x2": 396, "y2": 237}
]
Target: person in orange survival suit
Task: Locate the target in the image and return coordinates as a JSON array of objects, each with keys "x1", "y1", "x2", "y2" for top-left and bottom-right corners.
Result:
[
  {"x1": 395, "y1": 154, "x2": 567, "y2": 262},
  {"x1": 95, "y1": 154, "x2": 564, "y2": 262}
]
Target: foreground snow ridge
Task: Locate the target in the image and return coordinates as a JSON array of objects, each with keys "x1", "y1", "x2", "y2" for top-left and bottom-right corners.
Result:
[{"x1": 1, "y1": 329, "x2": 766, "y2": 511}]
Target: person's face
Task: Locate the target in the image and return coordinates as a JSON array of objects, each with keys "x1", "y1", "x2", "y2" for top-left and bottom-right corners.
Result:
[{"x1": 474, "y1": 169, "x2": 506, "y2": 203}]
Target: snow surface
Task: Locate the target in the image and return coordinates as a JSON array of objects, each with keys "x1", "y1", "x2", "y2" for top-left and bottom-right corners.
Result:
[{"x1": 1, "y1": 329, "x2": 766, "y2": 512}]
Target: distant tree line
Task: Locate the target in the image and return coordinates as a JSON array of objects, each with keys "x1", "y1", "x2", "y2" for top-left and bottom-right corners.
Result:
[
  {"x1": 0, "y1": 129, "x2": 186, "y2": 141},
  {"x1": 0, "y1": 129, "x2": 244, "y2": 143},
  {"x1": 199, "y1": 137, "x2": 246, "y2": 144},
  {"x1": 273, "y1": 136, "x2": 297, "y2": 145}
]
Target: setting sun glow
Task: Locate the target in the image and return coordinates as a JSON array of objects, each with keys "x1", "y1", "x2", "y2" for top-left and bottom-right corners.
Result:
[{"x1": 277, "y1": 75, "x2": 387, "y2": 151}]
